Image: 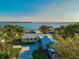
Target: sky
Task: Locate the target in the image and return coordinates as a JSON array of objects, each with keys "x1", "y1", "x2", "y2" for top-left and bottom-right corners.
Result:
[{"x1": 0, "y1": 0, "x2": 79, "y2": 22}]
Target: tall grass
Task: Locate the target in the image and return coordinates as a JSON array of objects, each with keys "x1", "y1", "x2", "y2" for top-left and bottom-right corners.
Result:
[{"x1": 53, "y1": 34, "x2": 79, "y2": 59}]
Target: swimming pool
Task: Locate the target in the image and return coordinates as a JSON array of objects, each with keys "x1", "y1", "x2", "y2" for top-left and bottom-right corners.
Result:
[{"x1": 19, "y1": 43, "x2": 39, "y2": 59}]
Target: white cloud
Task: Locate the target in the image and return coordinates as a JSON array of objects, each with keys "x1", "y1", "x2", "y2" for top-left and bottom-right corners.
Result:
[{"x1": 0, "y1": 16, "x2": 79, "y2": 22}]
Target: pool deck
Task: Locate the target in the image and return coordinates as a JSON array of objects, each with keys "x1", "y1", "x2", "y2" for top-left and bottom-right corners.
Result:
[
  {"x1": 13, "y1": 45, "x2": 22, "y2": 48},
  {"x1": 20, "y1": 47, "x2": 30, "y2": 54}
]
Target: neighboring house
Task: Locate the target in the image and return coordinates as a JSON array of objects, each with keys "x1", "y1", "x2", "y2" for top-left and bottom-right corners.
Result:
[
  {"x1": 29, "y1": 30, "x2": 42, "y2": 34},
  {"x1": 48, "y1": 31, "x2": 55, "y2": 34},
  {"x1": 35, "y1": 30, "x2": 42, "y2": 34},
  {"x1": 47, "y1": 31, "x2": 56, "y2": 38},
  {"x1": 29, "y1": 30, "x2": 36, "y2": 33}
]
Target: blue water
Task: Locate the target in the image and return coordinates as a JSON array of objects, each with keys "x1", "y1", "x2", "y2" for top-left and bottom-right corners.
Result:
[
  {"x1": 0, "y1": 22, "x2": 71, "y2": 30},
  {"x1": 19, "y1": 43, "x2": 39, "y2": 59}
]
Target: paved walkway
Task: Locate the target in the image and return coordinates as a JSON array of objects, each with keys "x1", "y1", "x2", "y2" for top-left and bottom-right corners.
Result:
[{"x1": 20, "y1": 47, "x2": 29, "y2": 54}]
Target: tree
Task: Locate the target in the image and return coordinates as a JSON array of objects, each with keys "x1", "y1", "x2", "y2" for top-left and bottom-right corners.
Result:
[
  {"x1": 0, "y1": 24, "x2": 25, "y2": 43},
  {"x1": 55, "y1": 23, "x2": 79, "y2": 38},
  {"x1": 39, "y1": 25, "x2": 53, "y2": 34}
]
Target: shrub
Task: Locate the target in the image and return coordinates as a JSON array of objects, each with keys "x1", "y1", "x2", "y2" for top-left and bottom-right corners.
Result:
[{"x1": 53, "y1": 34, "x2": 79, "y2": 59}]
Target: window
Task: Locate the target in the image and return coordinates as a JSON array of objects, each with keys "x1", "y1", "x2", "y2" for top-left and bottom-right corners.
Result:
[{"x1": 31, "y1": 38, "x2": 32, "y2": 40}]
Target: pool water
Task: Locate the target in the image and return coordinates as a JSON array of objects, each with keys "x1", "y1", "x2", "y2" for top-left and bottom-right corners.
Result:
[{"x1": 19, "y1": 43, "x2": 39, "y2": 59}]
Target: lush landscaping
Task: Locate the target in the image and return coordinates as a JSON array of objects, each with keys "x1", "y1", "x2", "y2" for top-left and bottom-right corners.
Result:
[
  {"x1": 52, "y1": 23, "x2": 79, "y2": 59},
  {"x1": 0, "y1": 48, "x2": 21, "y2": 59},
  {"x1": 0, "y1": 42, "x2": 21, "y2": 59},
  {"x1": 0, "y1": 25, "x2": 25, "y2": 59},
  {"x1": 53, "y1": 34, "x2": 79, "y2": 59}
]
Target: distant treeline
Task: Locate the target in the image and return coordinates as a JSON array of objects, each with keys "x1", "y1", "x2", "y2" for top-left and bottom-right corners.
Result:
[{"x1": 55, "y1": 23, "x2": 79, "y2": 38}]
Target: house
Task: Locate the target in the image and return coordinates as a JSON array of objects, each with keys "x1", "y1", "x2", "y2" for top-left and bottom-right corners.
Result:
[
  {"x1": 22, "y1": 34, "x2": 38, "y2": 43},
  {"x1": 22, "y1": 34, "x2": 53, "y2": 43},
  {"x1": 21, "y1": 33, "x2": 57, "y2": 59},
  {"x1": 36, "y1": 35, "x2": 57, "y2": 49}
]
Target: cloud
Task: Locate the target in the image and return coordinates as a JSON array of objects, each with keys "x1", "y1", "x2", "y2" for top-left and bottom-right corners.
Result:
[
  {"x1": 0, "y1": 16, "x2": 79, "y2": 22},
  {"x1": 36, "y1": 0, "x2": 79, "y2": 17}
]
